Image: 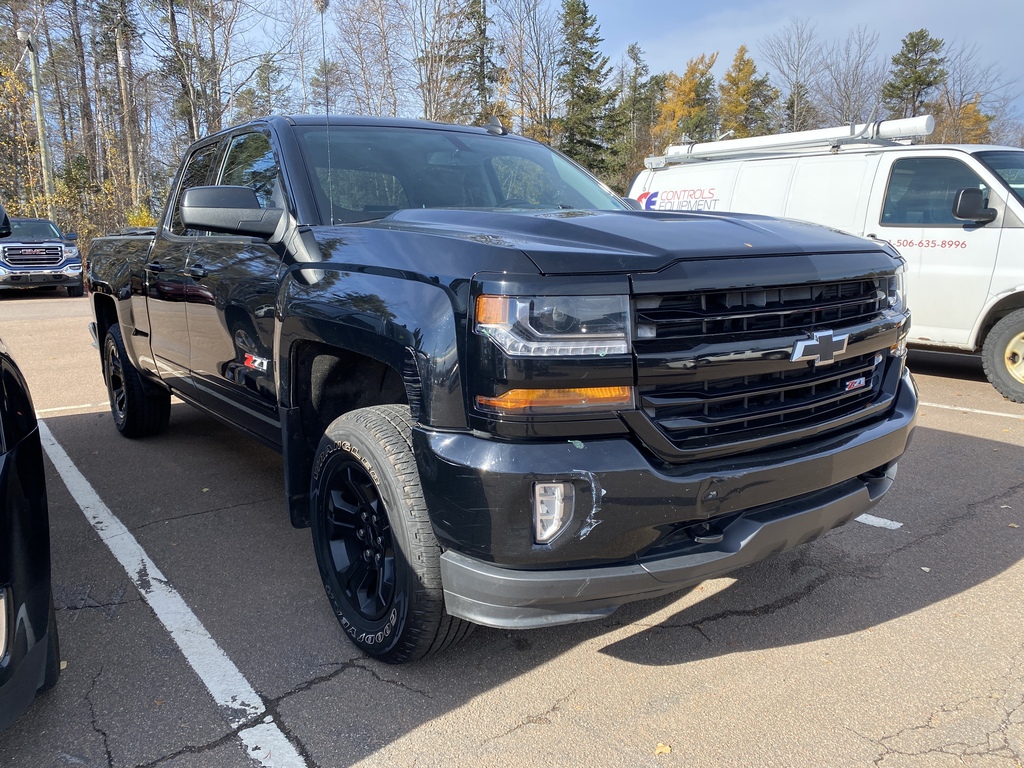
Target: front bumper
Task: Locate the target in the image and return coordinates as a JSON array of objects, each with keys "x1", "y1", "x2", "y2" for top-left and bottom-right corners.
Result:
[
  {"x1": 418, "y1": 369, "x2": 917, "y2": 629},
  {"x1": 0, "y1": 262, "x2": 82, "y2": 289}
]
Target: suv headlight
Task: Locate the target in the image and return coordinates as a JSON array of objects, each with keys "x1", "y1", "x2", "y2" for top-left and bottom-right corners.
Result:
[{"x1": 475, "y1": 294, "x2": 630, "y2": 357}]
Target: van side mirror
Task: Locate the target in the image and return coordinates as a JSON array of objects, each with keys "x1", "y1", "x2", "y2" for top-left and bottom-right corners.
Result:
[
  {"x1": 0, "y1": 201, "x2": 10, "y2": 239},
  {"x1": 951, "y1": 188, "x2": 997, "y2": 224},
  {"x1": 180, "y1": 186, "x2": 284, "y2": 238}
]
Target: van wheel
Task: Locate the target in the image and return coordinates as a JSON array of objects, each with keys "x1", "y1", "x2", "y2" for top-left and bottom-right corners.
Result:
[
  {"x1": 103, "y1": 324, "x2": 171, "y2": 437},
  {"x1": 310, "y1": 405, "x2": 472, "y2": 663},
  {"x1": 983, "y1": 309, "x2": 1024, "y2": 403}
]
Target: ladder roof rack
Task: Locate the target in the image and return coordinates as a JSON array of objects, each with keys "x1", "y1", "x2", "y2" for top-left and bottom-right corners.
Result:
[{"x1": 645, "y1": 115, "x2": 934, "y2": 168}]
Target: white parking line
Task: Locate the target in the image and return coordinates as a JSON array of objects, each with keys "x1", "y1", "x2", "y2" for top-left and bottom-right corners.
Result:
[
  {"x1": 855, "y1": 513, "x2": 903, "y2": 530},
  {"x1": 38, "y1": 421, "x2": 308, "y2": 768},
  {"x1": 920, "y1": 401, "x2": 1024, "y2": 421},
  {"x1": 37, "y1": 403, "x2": 109, "y2": 415}
]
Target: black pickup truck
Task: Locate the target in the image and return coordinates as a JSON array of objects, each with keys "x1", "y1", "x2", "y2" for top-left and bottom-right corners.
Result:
[{"x1": 88, "y1": 115, "x2": 918, "y2": 662}]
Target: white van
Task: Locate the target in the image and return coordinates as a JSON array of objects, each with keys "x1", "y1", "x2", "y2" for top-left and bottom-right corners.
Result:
[{"x1": 629, "y1": 117, "x2": 1024, "y2": 402}]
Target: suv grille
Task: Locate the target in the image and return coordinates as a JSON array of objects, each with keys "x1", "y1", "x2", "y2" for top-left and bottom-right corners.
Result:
[
  {"x1": 3, "y1": 246, "x2": 63, "y2": 266},
  {"x1": 635, "y1": 278, "x2": 889, "y2": 351}
]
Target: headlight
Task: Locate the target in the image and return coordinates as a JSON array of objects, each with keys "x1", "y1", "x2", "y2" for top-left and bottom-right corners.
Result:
[
  {"x1": 475, "y1": 294, "x2": 630, "y2": 356},
  {"x1": 886, "y1": 265, "x2": 906, "y2": 314},
  {"x1": 64, "y1": 246, "x2": 80, "y2": 258}
]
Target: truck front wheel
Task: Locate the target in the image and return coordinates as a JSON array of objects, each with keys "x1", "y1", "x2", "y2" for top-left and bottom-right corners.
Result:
[
  {"x1": 102, "y1": 324, "x2": 171, "y2": 437},
  {"x1": 310, "y1": 405, "x2": 472, "y2": 663},
  {"x1": 983, "y1": 309, "x2": 1024, "y2": 403}
]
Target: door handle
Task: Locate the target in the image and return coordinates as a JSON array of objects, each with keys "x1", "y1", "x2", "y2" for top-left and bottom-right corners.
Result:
[{"x1": 188, "y1": 265, "x2": 208, "y2": 279}]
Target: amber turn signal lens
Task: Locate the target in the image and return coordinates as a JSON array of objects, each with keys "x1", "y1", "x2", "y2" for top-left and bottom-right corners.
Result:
[
  {"x1": 476, "y1": 386, "x2": 633, "y2": 413},
  {"x1": 475, "y1": 295, "x2": 511, "y2": 326}
]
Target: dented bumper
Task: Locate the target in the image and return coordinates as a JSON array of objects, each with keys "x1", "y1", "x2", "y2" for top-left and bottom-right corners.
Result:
[{"x1": 415, "y1": 369, "x2": 917, "y2": 629}]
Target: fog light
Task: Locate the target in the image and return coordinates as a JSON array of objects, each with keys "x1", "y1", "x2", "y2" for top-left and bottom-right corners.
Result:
[
  {"x1": 0, "y1": 588, "x2": 8, "y2": 660},
  {"x1": 534, "y1": 482, "x2": 574, "y2": 543}
]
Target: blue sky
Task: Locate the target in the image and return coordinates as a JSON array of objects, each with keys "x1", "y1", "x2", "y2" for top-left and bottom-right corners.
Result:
[{"x1": 585, "y1": 0, "x2": 1024, "y2": 121}]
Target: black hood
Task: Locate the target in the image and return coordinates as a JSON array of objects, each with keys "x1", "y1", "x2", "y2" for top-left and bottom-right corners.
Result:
[{"x1": 369, "y1": 208, "x2": 881, "y2": 275}]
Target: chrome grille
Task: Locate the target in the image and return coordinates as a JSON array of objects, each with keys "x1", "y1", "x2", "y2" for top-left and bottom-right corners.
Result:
[{"x1": 3, "y1": 246, "x2": 63, "y2": 266}]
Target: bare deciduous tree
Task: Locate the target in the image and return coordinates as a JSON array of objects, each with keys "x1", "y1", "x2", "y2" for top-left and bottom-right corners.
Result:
[
  {"x1": 759, "y1": 17, "x2": 822, "y2": 131},
  {"x1": 493, "y1": 0, "x2": 561, "y2": 141},
  {"x1": 815, "y1": 26, "x2": 885, "y2": 125}
]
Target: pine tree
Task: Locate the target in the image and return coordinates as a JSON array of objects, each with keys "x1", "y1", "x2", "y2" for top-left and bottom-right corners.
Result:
[
  {"x1": 881, "y1": 29, "x2": 946, "y2": 119},
  {"x1": 605, "y1": 43, "x2": 661, "y2": 193},
  {"x1": 932, "y1": 94, "x2": 993, "y2": 143},
  {"x1": 557, "y1": 0, "x2": 616, "y2": 173},
  {"x1": 466, "y1": 0, "x2": 505, "y2": 123},
  {"x1": 718, "y1": 45, "x2": 779, "y2": 139},
  {"x1": 653, "y1": 52, "x2": 719, "y2": 150}
]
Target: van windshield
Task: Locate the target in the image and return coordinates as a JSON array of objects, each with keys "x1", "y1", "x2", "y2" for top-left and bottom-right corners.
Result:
[
  {"x1": 293, "y1": 125, "x2": 628, "y2": 224},
  {"x1": 976, "y1": 150, "x2": 1024, "y2": 207}
]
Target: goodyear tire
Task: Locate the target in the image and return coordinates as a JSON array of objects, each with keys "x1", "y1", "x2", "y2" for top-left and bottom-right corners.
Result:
[
  {"x1": 103, "y1": 324, "x2": 171, "y2": 437},
  {"x1": 310, "y1": 405, "x2": 472, "y2": 663},
  {"x1": 982, "y1": 309, "x2": 1024, "y2": 403}
]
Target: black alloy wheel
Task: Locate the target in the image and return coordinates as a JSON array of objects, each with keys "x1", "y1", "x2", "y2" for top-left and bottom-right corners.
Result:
[
  {"x1": 322, "y1": 458, "x2": 397, "y2": 622},
  {"x1": 310, "y1": 405, "x2": 472, "y2": 663},
  {"x1": 102, "y1": 324, "x2": 171, "y2": 437}
]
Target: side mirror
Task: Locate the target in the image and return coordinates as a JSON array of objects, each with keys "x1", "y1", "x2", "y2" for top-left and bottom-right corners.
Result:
[
  {"x1": 180, "y1": 186, "x2": 284, "y2": 238},
  {"x1": 620, "y1": 197, "x2": 643, "y2": 211},
  {"x1": 951, "y1": 187, "x2": 997, "y2": 224},
  {"x1": 0, "y1": 201, "x2": 10, "y2": 239},
  {"x1": 65, "y1": 232, "x2": 78, "y2": 241}
]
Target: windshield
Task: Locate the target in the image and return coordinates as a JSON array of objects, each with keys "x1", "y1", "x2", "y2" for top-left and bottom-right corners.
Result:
[
  {"x1": 294, "y1": 125, "x2": 627, "y2": 224},
  {"x1": 976, "y1": 150, "x2": 1024, "y2": 206},
  {"x1": 10, "y1": 219, "x2": 62, "y2": 240}
]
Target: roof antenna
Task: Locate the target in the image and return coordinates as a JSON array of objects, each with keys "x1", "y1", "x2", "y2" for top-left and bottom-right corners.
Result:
[{"x1": 486, "y1": 115, "x2": 508, "y2": 136}]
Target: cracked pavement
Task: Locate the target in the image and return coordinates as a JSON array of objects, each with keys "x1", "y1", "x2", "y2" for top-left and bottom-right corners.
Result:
[{"x1": 1, "y1": 298, "x2": 1023, "y2": 767}]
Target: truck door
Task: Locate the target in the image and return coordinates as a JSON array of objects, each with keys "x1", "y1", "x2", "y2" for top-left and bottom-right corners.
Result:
[
  {"x1": 146, "y1": 141, "x2": 221, "y2": 396},
  {"x1": 184, "y1": 130, "x2": 285, "y2": 445},
  {"x1": 872, "y1": 154, "x2": 1003, "y2": 348}
]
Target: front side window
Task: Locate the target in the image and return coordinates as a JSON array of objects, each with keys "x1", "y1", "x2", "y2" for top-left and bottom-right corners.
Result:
[
  {"x1": 168, "y1": 143, "x2": 219, "y2": 236},
  {"x1": 976, "y1": 150, "x2": 1024, "y2": 207},
  {"x1": 881, "y1": 157, "x2": 989, "y2": 227},
  {"x1": 219, "y1": 132, "x2": 284, "y2": 210}
]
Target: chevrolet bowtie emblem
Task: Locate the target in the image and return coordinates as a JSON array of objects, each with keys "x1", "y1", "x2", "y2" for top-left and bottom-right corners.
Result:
[{"x1": 791, "y1": 330, "x2": 849, "y2": 366}]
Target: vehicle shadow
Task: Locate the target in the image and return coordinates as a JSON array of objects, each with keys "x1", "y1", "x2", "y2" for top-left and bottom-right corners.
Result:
[
  {"x1": 13, "y1": 404, "x2": 1023, "y2": 767},
  {"x1": 908, "y1": 348, "x2": 986, "y2": 383}
]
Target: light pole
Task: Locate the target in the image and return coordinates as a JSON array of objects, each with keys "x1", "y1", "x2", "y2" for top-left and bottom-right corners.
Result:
[{"x1": 17, "y1": 26, "x2": 56, "y2": 221}]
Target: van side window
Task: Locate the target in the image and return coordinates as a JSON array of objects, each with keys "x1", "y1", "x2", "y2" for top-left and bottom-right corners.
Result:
[
  {"x1": 167, "y1": 143, "x2": 219, "y2": 236},
  {"x1": 881, "y1": 157, "x2": 989, "y2": 227},
  {"x1": 219, "y1": 132, "x2": 285, "y2": 210}
]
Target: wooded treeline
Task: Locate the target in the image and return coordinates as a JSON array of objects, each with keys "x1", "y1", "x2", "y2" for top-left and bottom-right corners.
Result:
[{"x1": 1, "y1": 0, "x2": 1021, "y2": 243}]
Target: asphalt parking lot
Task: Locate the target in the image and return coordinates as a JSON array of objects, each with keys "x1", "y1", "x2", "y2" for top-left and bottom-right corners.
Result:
[{"x1": 1, "y1": 291, "x2": 1022, "y2": 768}]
